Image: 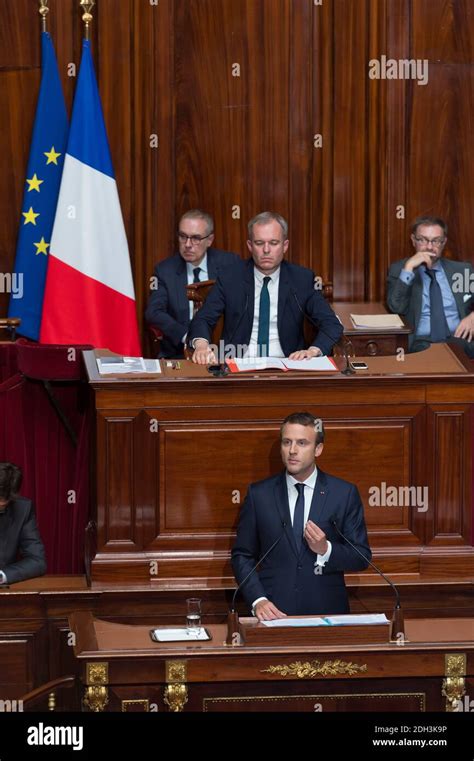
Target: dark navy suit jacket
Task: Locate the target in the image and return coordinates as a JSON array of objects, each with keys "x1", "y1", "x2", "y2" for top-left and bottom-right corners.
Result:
[
  {"x1": 231, "y1": 470, "x2": 371, "y2": 616},
  {"x1": 187, "y1": 259, "x2": 343, "y2": 356},
  {"x1": 145, "y1": 248, "x2": 240, "y2": 357},
  {"x1": 0, "y1": 498, "x2": 46, "y2": 584}
]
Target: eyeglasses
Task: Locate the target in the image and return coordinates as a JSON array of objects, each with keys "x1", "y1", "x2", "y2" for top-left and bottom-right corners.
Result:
[
  {"x1": 178, "y1": 231, "x2": 213, "y2": 246},
  {"x1": 413, "y1": 236, "x2": 446, "y2": 247}
]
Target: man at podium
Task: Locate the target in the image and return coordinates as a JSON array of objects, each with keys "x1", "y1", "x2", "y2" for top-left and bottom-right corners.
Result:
[{"x1": 232, "y1": 412, "x2": 371, "y2": 621}]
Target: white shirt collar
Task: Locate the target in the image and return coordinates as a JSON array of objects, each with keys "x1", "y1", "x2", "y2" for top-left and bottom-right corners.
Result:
[
  {"x1": 253, "y1": 265, "x2": 280, "y2": 285},
  {"x1": 186, "y1": 253, "x2": 208, "y2": 278},
  {"x1": 286, "y1": 465, "x2": 318, "y2": 490}
]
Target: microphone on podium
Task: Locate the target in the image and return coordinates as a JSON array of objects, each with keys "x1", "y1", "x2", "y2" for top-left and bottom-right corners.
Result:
[
  {"x1": 329, "y1": 516, "x2": 405, "y2": 641},
  {"x1": 227, "y1": 521, "x2": 287, "y2": 645}
]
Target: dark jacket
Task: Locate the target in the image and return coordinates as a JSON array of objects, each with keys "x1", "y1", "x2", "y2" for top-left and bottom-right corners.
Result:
[
  {"x1": 231, "y1": 469, "x2": 371, "y2": 616},
  {"x1": 187, "y1": 258, "x2": 343, "y2": 356},
  {"x1": 0, "y1": 498, "x2": 46, "y2": 584},
  {"x1": 145, "y1": 248, "x2": 240, "y2": 357},
  {"x1": 387, "y1": 257, "x2": 473, "y2": 348}
]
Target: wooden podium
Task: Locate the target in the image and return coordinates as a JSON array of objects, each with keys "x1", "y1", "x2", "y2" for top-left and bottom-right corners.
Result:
[
  {"x1": 68, "y1": 611, "x2": 474, "y2": 712},
  {"x1": 83, "y1": 344, "x2": 474, "y2": 616}
]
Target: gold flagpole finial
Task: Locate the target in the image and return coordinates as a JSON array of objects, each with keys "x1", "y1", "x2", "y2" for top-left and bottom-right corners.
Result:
[
  {"x1": 39, "y1": 0, "x2": 49, "y2": 33},
  {"x1": 80, "y1": 0, "x2": 95, "y2": 40}
]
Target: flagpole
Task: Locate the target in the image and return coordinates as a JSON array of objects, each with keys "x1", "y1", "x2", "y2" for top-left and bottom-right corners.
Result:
[
  {"x1": 80, "y1": 0, "x2": 95, "y2": 40},
  {"x1": 39, "y1": 0, "x2": 49, "y2": 33}
]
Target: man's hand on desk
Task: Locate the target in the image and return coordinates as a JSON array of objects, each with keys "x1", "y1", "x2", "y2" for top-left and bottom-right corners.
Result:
[
  {"x1": 454, "y1": 314, "x2": 474, "y2": 342},
  {"x1": 191, "y1": 339, "x2": 217, "y2": 365},
  {"x1": 254, "y1": 599, "x2": 287, "y2": 622},
  {"x1": 403, "y1": 251, "x2": 438, "y2": 273},
  {"x1": 304, "y1": 520, "x2": 328, "y2": 555},
  {"x1": 288, "y1": 346, "x2": 322, "y2": 361}
]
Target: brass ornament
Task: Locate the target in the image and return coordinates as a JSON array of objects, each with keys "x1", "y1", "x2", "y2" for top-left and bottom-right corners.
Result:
[
  {"x1": 83, "y1": 661, "x2": 109, "y2": 712},
  {"x1": 261, "y1": 659, "x2": 368, "y2": 678},
  {"x1": 442, "y1": 653, "x2": 466, "y2": 712},
  {"x1": 163, "y1": 683, "x2": 188, "y2": 713}
]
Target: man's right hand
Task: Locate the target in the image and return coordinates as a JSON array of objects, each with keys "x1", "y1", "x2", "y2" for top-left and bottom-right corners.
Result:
[
  {"x1": 254, "y1": 599, "x2": 287, "y2": 621},
  {"x1": 403, "y1": 251, "x2": 438, "y2": 273},
  {"x1": 192, "y1": 340, "x2": 217, "y2": 365}
]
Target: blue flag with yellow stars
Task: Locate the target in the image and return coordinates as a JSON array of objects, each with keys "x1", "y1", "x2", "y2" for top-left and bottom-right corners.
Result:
[{"x1": 8, "y1": 31, "x2": 68, "y2": 340}]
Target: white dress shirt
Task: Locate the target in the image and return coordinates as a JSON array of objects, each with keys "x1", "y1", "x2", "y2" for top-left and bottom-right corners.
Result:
[
  {"x1": 246, "y1": 267, "x2": 284, "y2": 358},
  {"x1": 252, "y1": 466, "x2": 332, "y2": 611}
]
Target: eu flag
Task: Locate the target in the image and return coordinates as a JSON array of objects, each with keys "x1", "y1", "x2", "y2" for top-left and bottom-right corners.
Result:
[{"x1": 8, "y1": 31, "x2": 68, "y2": 340}]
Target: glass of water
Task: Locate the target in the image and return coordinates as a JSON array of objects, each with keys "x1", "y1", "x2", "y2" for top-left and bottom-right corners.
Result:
[{"x1": 186, "y1": 598, "x2": 202, "y2": 631}]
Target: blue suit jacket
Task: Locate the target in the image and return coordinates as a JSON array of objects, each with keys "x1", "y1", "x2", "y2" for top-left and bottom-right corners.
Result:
[
  {"x1": 145, "y1": 248, "x2": 240, "y2": 357},
  {"x1": 231, "y1": 470, "x2": 371, "y2": 616},
  {"x1": 0, "y1": 498, "x2": 46, "y2": 584},
  {"x1": 187, "y1": 259, "x2": 343, "y2": 356}
]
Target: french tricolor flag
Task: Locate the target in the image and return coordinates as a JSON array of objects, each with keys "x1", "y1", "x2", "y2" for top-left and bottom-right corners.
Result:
[{"x1": 40, "y1": 39, "x2": 141, "y2": 356}]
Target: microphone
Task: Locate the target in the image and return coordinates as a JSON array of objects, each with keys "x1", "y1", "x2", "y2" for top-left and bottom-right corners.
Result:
[
  {"x1": 292, "y1": 290, "x2": 354, "y2": 374},
  {"x1": 329, "y1": 515, "x2": 405, "y2": 641},
  {"x1": 227, "y1": 520, "x2": 287, "y2": 644},
  {"x1": 291, "y1": 288, "x2": 321, "y2": 339},
  {"x1": 208, "y1": 294, "x2": 249, "y2": 377}
]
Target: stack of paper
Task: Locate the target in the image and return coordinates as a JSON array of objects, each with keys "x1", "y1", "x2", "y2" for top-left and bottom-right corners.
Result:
[
  {"x1": 350, "y1": 314, "x2": 404, "y2": 329},
  {"x1": 97, "y1": 356, "x2": 161, "y2": 374},
  {"x1": 261, "y1": 613, "x2": 389, "y2": 627}
]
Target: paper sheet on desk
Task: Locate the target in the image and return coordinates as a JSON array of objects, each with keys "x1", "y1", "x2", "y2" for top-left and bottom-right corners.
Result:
[
  {"x1": 150, "y1": 627, "x2": 209, "y2": 641},
  {"x1": 261, "y1": 614, "x2": 389, "y2": 627},
  {"x1": 350, "y1": 314, "x2": 404, "y2": 329},
  {"x1": 97, "y1": 357, "x2": 161, "y2": 374},
  {"x1": 226, "y1": 356, "x2": 337, "y2": 373}
]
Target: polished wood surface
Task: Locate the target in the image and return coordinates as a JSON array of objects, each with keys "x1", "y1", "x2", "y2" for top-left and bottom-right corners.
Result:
[
  {"x1": 0, "y1": 575, "x2": 472, "y2": 702},
  {"x1": 65, "y1": 611, "x2": 474, "y2": 711},
  {"x1": 2, "y1": 2, "x2": 473, "y2": 338},
  {"x1": 332, "y1": 301, "x2": 412, "y2": 355},
  {"x1": 83, "y1": 346, "x2": 474, "y2": 584}
]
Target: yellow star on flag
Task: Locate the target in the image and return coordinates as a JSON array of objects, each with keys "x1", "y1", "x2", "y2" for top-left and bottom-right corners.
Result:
[
  {"x1": 22, "y1": 207, "x2": 40, "y2": 226},
  {"x1": 44, "y1": 146, "x2": 61, "y2": 165},
  {"x1": 34, "y1": 237, "x2": 50, "y2": 256},
  {"x1": 26, "y1": 173, "x2": 44, "y2": 192}
]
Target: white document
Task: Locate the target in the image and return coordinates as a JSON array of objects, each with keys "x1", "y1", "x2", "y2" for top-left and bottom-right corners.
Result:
[
  {"x1": 282, "y1": 356, "x2": 338, "y2": 371},
  {"x1": 261, "y1": 613, "x2": 389, "y2": 628},
  {"x1": 226, "y1": 357, "x2": 286, "y2": 372},
  {"x1": 150, "y1": 627, "x2": 210, "y2": 642},
  {"x1": 226, "y1": 356, "x2": 337, "y2": 373},
  {"x1": 97, "y1": 356, "x2": 161, "y2": 375},
  {"x1": 350, "y1": 314, "x2": 404, "y2": 329}
]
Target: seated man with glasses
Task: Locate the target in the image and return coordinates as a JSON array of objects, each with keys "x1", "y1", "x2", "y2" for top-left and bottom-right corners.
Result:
[
  {"x1": 387, "y1": 216, "x2": 474, "y2": 357},
  {"x1": 145, "y1": 209, "x2": 239, "y2": 357}
]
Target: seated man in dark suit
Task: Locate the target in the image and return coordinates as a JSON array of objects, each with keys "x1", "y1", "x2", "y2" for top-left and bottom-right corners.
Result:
[
  {"x1": 188, "y1": 211, "x2": 343, "y2": 363},
  {"x1": 387, "y1": 216, "x2": 474, "y2": 357},
  {"x1": 0, "y1": 462, "x2": 46, "y2": 585},
  {"x1": 145, "y1": 209, "x2": 240, "y2": 357},
  {"x1": 231, "y1": 412, "x2": 371, "y2": 620}
]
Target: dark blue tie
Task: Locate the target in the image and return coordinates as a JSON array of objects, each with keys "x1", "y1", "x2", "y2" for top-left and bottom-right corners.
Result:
[
  {"x1": 193, "y1": 267, "x2": 201, "y2": 283},
  {"x1": 425, "y1": 268, "x2": 449, "y2": 342},
  {"x1": 257, "y1": 276, "x2": 271, "y2": 357},
  {"x1": 293, "y1": 483, "x2": 305, "y2": 552}
]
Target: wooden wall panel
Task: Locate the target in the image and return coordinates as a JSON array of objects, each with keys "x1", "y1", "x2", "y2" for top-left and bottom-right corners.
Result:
[
  {"x1": 407, "y1": 65, "x2": 474, "y2": 260},
  {"x1": 1, "y1": 0, "x2": 473, "y2": 338},
  {"x1": 0, "y1": 1, "x2": 40, "y2": 69},
  {"x1": 331, "y1": 0, "x2": 369, "y2": 301},
  {"x1": 411, "y1": 0, "x2": 474, "y2": 63}
]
